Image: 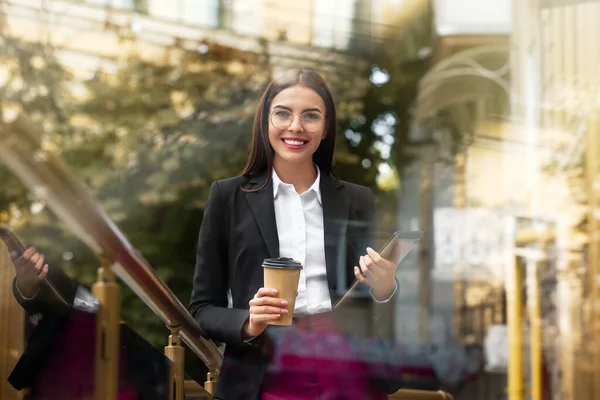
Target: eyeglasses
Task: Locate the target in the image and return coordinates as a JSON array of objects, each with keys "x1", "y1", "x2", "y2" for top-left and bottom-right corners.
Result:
[{"x1": 270, "y1": 109, "x2": 325, "y2": 133}]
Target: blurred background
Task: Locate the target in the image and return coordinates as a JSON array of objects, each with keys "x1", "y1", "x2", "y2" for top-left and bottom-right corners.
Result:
[{"x1": 1, "y1": 0, "x2": 599, "y2": 399}]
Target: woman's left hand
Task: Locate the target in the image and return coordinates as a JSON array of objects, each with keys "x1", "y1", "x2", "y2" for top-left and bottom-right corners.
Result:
[{"x1": 354, "y1": 247, "x2": 398, "y2": 300}]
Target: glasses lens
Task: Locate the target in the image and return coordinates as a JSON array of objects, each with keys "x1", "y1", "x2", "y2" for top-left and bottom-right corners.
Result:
[
  {"x1": 301, "y1": 111, "x2": 323, "y2": 132},
  {"x1": 271, "y1": 110, "x2": 292, "y2": 130}
]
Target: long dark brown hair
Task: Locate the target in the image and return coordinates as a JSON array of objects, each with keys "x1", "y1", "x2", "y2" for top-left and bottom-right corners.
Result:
[{"x1": 240, "y1": 69, "x2": 337, "y2": 191}]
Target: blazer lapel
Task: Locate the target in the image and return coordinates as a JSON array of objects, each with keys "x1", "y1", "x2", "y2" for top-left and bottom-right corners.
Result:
[
  {"x1": 245, "y1": 171, "x2": 280, "y2": 258},
  {"x1": 320, "y1": 174, "x2": 350, "y2": 296}
]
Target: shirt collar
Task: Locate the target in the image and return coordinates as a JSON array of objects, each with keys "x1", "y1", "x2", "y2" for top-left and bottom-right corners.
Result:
[{"x1": 272, "y1": 166, "x2": 322, "y2": 204}]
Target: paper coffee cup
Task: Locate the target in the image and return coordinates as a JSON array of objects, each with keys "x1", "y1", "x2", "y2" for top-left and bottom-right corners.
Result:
[{"x1": 262, "y1": 257, "x2": 302, "y2": 326}]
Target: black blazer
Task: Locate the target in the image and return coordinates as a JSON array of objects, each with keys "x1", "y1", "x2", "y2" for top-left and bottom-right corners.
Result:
[{"x1": 189, "y1": 170, "x2": 403, "y2": 400}]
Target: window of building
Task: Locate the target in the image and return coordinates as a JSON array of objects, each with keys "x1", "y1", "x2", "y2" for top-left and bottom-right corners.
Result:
[
  {"x1": 312, "y1": 0, "x2": 356, "y2": 50},
  {"x1": 86, "y1": 0, "x2": 111, "y2": 6},
  {"x1": 115, "y1": 0, "x2": 135, "y2": 10},
  {"x1": 183, "y1": 0, "x2": 220, "y2": 27},
  {"x1": 147, "y1": 0, "x2": 258, "y2": 32},
  {"x1": 230, "y1": 0, "x2": 262, "y2": 36},
  {"x1": 86, "y1": 0, "x2": 146, "y2": 12},
  {"x1": 147, "y1": 0, "x2": 181, "y2": 21},
  {"x1": 146, "y1": 0, "x2": 220, "y2": 26}
]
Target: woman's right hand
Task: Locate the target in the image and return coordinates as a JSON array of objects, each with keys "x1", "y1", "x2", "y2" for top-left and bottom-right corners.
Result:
[
  {"x1": 15, "y1": 247, "x2": 48, "y2": 298},
  {"x1": 243, "y1": 287, "x2": 289, "y2": 338}
]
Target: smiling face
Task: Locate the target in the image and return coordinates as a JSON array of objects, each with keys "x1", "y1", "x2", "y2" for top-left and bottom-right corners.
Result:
[
  {"x1": 268, "y1": 84, "x2": 327, "y2": 169},
  {"x1": 241, "y1": 69, "x2": 337, "y2": 186}
]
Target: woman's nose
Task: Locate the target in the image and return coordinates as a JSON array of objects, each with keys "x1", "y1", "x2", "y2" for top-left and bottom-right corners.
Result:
[{"x1": 288, "y1": 114, "x2": 304, "y2": 132}]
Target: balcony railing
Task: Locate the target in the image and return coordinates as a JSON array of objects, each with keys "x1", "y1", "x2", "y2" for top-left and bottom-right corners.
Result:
[{"x1": 0, "y1": 113, "x2": 453, "y2": 399}]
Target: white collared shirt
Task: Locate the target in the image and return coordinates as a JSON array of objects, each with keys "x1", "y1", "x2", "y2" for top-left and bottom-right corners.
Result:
[{"x1": 272, "y1": 167, "x2": 332, "y2": 314}]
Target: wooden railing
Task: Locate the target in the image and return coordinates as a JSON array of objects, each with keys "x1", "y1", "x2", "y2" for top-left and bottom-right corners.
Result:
[{"x1": 0, "y1": 114, "x2": 452, "y2": 400}]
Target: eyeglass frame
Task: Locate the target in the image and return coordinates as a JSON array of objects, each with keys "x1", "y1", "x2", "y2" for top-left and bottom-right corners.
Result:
[{"x1": 269, "y1": 108, "x2": 326, "y2": 132}]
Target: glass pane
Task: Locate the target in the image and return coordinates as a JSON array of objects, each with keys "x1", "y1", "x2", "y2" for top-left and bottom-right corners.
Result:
[
  {"x1": 86, "y1": 0, "x2": 111, "y2": 6},
  {"x1": 86, "y1": 0, "x2": 141, "y2": 10},
  {"x1": 183, "y1": 0, "x2": 220, "y2": 27},
  {"x1": 311, "y1": 0, "x2": 336, "y2": 48},
  {"x1": 147, "y1": 0, "x2": 182, "y2": 21},
  {"x1": 312, "y1": 0, "x2": 356, "y2": 50},
  {"x1": 231, "y1": 0, "x2": 261, "y2": 36},
  {"x1": 4, "y1": 2, "x2": 598, "y2": 399},
  {"x1": 116, "y1": 0, "x2": 135, "y2": 10}
]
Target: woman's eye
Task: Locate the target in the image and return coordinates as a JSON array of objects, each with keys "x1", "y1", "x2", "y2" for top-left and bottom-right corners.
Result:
[
  {"x1": 274, "y1": 110, "x2": 291, "y2": 117},
  {"x1": 303, "y1": 112, "x2": 321, "y2": 120}
]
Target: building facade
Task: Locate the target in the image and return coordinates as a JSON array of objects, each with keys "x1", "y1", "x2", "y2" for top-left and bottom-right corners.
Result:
[
  {"x1": 400, "y1": 0, "x2": 511, "y2": 348},
  {"x1": 409, "y1": 0, "x2": 600, "y2": 399},
  {"x1": 512, "y1": 1, "x2": 600, "y2": 399},
  {"x1": 5, "y1": 0, "x2": 381, "y2": 78}
]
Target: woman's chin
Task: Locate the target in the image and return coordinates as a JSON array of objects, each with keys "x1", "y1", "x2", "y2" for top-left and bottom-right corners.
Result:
[{"x1": 274, "y1": 152, "x2": 314, "y2": 166}]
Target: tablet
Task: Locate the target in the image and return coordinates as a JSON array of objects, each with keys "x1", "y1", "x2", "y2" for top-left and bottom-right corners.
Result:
[
  {"x1": 333, "y1": 230, "x2": 423, "y2": 309},
  {"x1": 0, "y1": 228, "x2": 27, "y2": 262}
]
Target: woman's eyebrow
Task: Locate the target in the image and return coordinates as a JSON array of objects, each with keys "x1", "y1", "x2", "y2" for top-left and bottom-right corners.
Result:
[
  {"x1": 303, "y1": 107, "x2": 323, "y2": 113},
  {"x1": 272, "y1": 104, "x2": 323, "y2": 113}
]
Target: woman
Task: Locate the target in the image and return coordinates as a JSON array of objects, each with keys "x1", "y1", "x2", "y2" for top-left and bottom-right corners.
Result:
[{"x1": 190, "y1": 69, "x2": 404, "y2": 400}]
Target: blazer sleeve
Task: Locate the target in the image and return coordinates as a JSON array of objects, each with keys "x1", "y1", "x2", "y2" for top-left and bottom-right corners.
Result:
[
  {"x1": 12, "y1": 278, "x2": 49, "y2": 315},
  {"x1": 189, "y1": 181, "x2": 250, "y2": 346}
]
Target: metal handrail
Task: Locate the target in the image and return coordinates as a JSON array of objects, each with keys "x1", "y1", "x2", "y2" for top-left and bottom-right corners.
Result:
[{"x1": 0, "y1": 115, "x2": 223, "y2": 371}]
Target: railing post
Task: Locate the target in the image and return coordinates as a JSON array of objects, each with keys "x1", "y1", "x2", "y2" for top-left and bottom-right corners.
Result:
[
  {"x1": 507, "y1": 257, "x2": 524, "y2": 400},
  {"x1": 164, "y1": 327, "x2": 185, "y2": 400},
  {"x1": 93, "y1": 262, "x2": 121, "y2": 400},
  {"x1": 205, "y1": 370, "x2": 217, "y2": 400},
  {"x1": 0, "y1": 239, "x2": 26, "y2": 399},
  {"x1": 528, "y1": 258, "x2": 543, "y2": 400}
]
